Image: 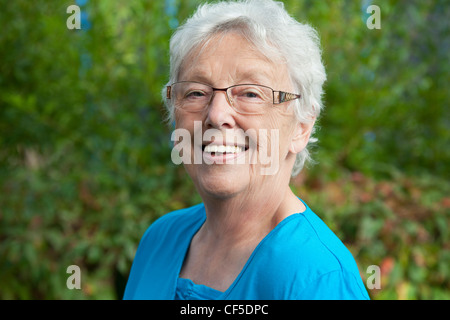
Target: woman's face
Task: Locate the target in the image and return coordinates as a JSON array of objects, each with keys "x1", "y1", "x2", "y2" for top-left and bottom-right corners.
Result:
[{"x1": 174, "y1": 33, "x2": 310, "y2": 201}]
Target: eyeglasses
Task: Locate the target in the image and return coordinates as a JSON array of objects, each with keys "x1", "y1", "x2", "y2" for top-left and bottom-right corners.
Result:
[{"x1": 166, "y1": 81, "x2": 301, "y2": 115}]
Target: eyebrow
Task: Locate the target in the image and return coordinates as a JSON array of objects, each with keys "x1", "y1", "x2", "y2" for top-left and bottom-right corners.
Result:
[
  {"x1": 237, "y1": 69, "x2": 273, "y2": 86},
  {"x1": 181, "y1": 73, "x2": 212, "y2": 85}
]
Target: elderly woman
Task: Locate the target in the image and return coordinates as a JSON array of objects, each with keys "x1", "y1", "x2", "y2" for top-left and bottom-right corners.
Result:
[{"x1": 124, "y1": 0, "x2": 369, "y2": 300}]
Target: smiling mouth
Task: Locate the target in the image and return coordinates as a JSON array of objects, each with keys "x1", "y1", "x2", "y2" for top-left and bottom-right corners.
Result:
[{"x1": 202, "y1": 144, "x2": 249, "y2": 155}]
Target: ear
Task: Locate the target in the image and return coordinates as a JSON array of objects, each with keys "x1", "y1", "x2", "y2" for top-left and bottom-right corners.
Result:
[{"x1": 289, "y1": 118, "x2": 316, "y2": 154}]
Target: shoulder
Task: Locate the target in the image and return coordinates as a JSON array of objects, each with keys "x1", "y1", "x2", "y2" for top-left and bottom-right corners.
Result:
[
  {"x1": 261, "y1": 207, "x2": 356, "y2": 275},
  {"x1": 124, "y1": 204, "x2": 205, "y2": 299},
  {"x1": 248, "y1": 203, "x2": 369, "y2": 299},
  {"x1": 136, "y1": 203, "x2": 205, "y2": 252},
  {"x1": 149, "y1": 203, "x2": 205, "y2": 231}
]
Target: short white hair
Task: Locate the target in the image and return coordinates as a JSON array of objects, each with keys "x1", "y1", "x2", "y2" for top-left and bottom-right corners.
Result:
[{"x1": 162, "y1": 0, "x2": 326, "y2": 176}]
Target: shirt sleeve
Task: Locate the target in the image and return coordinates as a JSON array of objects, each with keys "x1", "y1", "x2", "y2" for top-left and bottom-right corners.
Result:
[{"x1": 295, "y1": 270, "x2": 370, "y2": 300}]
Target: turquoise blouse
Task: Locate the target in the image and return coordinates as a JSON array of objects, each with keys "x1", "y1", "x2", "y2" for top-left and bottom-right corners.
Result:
[{"x1": 123, "y1": 200, "x2": 369, "y2": 300}]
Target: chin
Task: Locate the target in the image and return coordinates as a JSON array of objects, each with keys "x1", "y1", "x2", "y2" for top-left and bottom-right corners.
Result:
[{"x1": 192, "y1": 164, "x2": 250, "y2": 200}]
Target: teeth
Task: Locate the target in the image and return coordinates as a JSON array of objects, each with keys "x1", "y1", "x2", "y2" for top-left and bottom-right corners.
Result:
[{"x1": 204, "y1": 145, "x2": 244, "y2": 154}]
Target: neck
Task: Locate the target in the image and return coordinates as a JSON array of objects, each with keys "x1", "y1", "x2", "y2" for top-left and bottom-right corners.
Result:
[{"x1": 199, "y1": 185, "x2": 305, "y2": 247}]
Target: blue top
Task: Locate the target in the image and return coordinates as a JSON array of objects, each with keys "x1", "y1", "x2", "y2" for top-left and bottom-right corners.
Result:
[
  {"x1": 123, "y1": 200, "x2": 369, "y2": 300},
  {"x1": 174, "y1": 278, "x2": 223, "y2": 300}
]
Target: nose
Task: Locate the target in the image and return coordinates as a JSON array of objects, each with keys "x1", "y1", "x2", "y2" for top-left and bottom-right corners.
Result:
[{"x1": 204, "y1": 89, "x2": 236, "y2": 130}]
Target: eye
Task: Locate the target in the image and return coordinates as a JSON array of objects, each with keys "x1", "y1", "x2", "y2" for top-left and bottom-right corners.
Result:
[
  {"x1": 243, "y1": 91, "x2": 260, "y2": 98},
  {"x1": 239, "y1": 88, "x2": 262, "y2": 99},
  {"x1": 185, "y1": 90, "x2": 206, "y2": 99},
  {"x1": 234, "y1": 86, "x2": 264, "y2": 101}
]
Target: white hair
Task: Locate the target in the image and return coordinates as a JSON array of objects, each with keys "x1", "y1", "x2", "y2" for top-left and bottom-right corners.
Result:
[{"x1": 162, "y1": 0, "x2": 327, "y2": 176}]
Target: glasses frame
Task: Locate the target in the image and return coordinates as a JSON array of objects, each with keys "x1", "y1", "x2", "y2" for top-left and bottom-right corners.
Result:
[{"x1": 166, "y1": 81, "x2": 301, "y2": 114}]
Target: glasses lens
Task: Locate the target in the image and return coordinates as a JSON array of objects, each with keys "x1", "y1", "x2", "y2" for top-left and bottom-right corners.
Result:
[
  {"x1": 170, "y1": 82, "x2": 275, "y2": 114},
  {"x1": 171, "y1": 82, "x2": 212, "y2": 112},
  {"x1": 229, "y1": 84, "x2": 272, "y2": 114}
]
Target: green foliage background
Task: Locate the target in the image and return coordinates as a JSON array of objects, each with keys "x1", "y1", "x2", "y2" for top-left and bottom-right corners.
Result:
[{"x1": 0, "y1": 0, "x2": 448, "y2": 299}]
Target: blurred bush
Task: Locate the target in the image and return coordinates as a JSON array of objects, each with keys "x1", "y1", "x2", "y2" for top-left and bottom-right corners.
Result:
[{"x1": 0, "y1": 0, "x2": 448, "y2": 299}]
